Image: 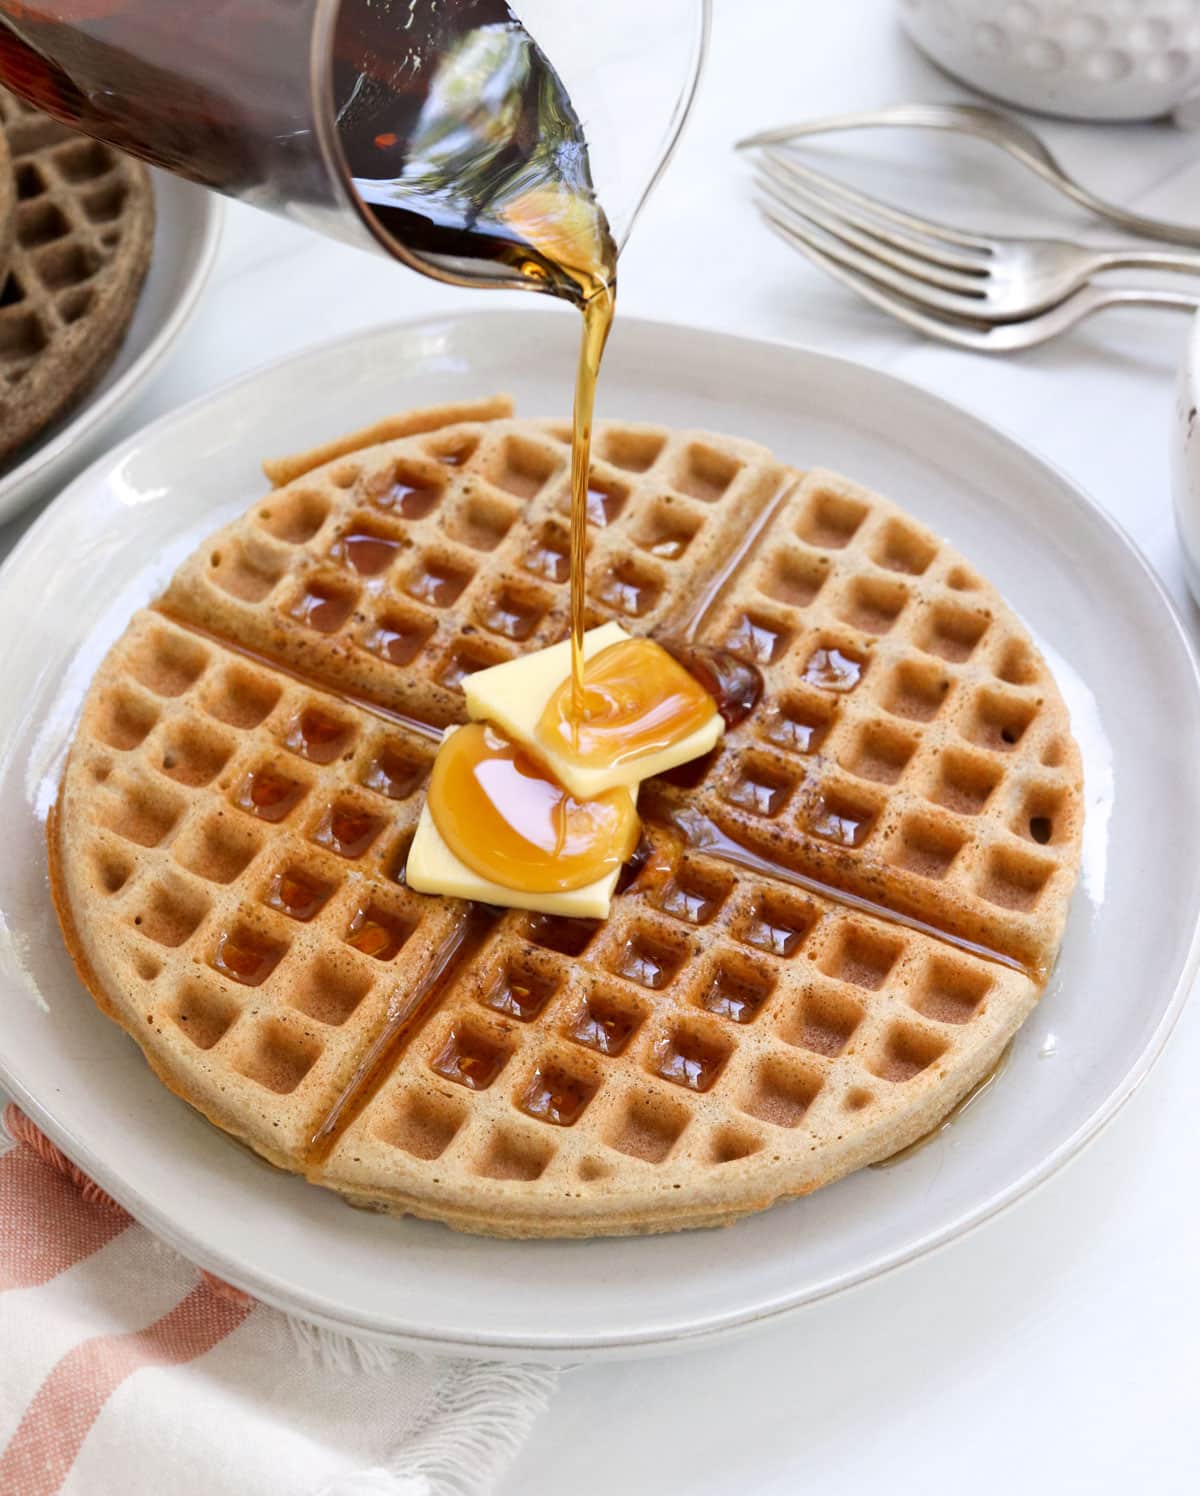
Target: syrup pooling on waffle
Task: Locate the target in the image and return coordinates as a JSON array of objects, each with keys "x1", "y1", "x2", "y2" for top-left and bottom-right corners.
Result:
[
  {"x1": 55, "y1": 609, "x2": 463, "y2": 1166},
  {"x1": 51, "y1": 403, "x2": 1083, "y2": 1235},
  {"x1": 161, "y1": 406, "x2": 791, "y2": 730},
  {"x1": 0, "y1": 88, "x2": 153, "y2": 462},
  {"x1": 317, "y1": 837, "x2": 1038, "y2": 1231}
]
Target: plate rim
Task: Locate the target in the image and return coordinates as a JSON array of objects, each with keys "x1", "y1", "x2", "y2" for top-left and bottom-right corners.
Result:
[
  {"x1": 2, "y1": 308, "x2": 1198, "y2": 1358},
  {"x1": 0, "y1": 174, "x2": 224, "y2": 524}
]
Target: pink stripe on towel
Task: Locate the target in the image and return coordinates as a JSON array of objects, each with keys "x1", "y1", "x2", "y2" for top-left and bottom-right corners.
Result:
[
  {"x1": 0, "y1": 1107, "x2": 129, "y2": 1291},
  {"x1": 0, "y1": 1280, "x2": 253, "y2": 1495}
]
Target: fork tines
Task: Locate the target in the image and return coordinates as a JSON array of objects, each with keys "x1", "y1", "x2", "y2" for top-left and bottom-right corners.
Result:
[{"x1": 752, "y1": 149, "x2": 994, "y2": 318}]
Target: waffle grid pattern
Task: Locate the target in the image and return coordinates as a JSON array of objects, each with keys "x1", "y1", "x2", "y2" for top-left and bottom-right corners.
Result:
[
  {"x1": 60, "y1": 610, "x2": 1031, "y2": 1230},
  {"x1": 651, "y1": 468, "x2": 1082, "y2": 977},
  {"x1": 53, "y1": 405, "x2": 1083, "y2": 1235},
  {"x1": 60, "y1": 610, "x2": 460, "y2": 1165},
  {"x1": 0, "y1": 88, "x2": 153, "y2": 461},
  {"x1": 327, "y1": 840, "x2": 1034, "y2": 1232},
  {"x1": 162, "y1": 411, "x2": 790, "y2": 730}
]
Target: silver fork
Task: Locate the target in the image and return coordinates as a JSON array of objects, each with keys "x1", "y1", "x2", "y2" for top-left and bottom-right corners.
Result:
[
  {"x1": 758, "y1": 218, "x2": 1199, "y2": 351},
  {"x1": 738, "y1": 103, "x2": 1200, "y2": 248},
  {"x1": 753, "y1": 150, "x2": 1200, "y2": 323}
]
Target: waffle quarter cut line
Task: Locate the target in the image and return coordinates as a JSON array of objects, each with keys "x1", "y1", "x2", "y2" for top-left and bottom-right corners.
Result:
[
  {"x1": 671, "y1": 474, "x2": 801, "y2": 642},
  {"x1": 307, "y1": 905, "x2": 496, "y2": 1164},
  {"x1": 656, "y1": 804, "x2": 1034, "y2": 980},
  {"x1": 154, "y1": 605, "x2": 444, "y2": 744},
  {"x1": 161, "y1": 607, "x2": 1029, "y2": 969}
]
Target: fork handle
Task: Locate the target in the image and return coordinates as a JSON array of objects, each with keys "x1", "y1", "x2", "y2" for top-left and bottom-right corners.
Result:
[
  {"x1": 1087, "y1": 247, "x2": 1200, "y2": 277},
  {"x1": 739, "y1": 108, "x2": 1200, "y2": 248},
  {"x1": 1088, "y1": 287, "x2": 1200, "y2": 313}
]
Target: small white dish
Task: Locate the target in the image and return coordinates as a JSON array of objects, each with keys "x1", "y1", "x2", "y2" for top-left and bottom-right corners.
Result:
[
  {"x1": 0, "y1": 171, "x2": 222, "y2": 526},
  {"x1": 1, "y1": 311, "x2": 1197, "y2": 1360}
]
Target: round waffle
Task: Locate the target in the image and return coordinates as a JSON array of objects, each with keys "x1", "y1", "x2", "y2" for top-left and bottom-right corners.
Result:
[
  {"x1": 48, "y1": 399, "x2": 1084, "y2": 1237},
  {"x1": 0, "y1": 89, "x2": 154, "y2": 466}
]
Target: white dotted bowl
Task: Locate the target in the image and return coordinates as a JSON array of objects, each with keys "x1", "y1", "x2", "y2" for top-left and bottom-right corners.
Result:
[{"x1": 900, "y1": 0, "x2": 1200, "y2": 120}]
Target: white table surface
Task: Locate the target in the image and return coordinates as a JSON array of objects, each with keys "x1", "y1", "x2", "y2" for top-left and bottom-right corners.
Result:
[{"x1": 4, "y1": 0, "x2": 1199, "y2": 1490}]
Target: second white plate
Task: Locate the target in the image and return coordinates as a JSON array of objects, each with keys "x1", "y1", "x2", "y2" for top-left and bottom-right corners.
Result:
[
  {"x1": 0, "y1": 311, "x2": 1196, "y2": 1359},
  {"x1": 0, "y1": 170, "x2": 221, "y2": 526}
]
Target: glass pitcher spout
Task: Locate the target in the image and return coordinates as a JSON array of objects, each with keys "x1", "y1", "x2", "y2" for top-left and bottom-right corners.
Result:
[
  {"x1": 333, "y1": 2, "x2": 618, "y2": 302},
  {"x1": 0, "y1": 0, "x2": 710, "y2": 299}
]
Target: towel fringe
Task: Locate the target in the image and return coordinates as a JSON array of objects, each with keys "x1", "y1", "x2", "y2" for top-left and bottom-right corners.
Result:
[
  {"x1": 6, "y1": 1104, "x2": 560, "y2": 1496},
  {"x1": 293, "y1": 1317, "x2": 560, "y2": 1496},
  {"x1": 286, "y1": 1315, "x2": 417, "y2": 1376},
  {"x1": 379, "y1": 1359, "x2": 559, "y2": 1496}
]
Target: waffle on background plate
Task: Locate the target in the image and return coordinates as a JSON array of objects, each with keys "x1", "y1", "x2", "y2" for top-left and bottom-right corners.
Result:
[
  {"x1": 0, "y1": 88, "x2": 153, "y2": 465},
  {"x1": 48, "y1": 397, "x2": 1084, "y2": 1237}
]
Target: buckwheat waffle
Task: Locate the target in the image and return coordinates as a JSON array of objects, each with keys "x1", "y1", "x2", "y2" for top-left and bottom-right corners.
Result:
[
  {"x1": 49, "y1": 399, "x2": 1083, "y2": 1237},
  {"x1": 0, "y1": 89, "x2": 153, "y2": 465}
]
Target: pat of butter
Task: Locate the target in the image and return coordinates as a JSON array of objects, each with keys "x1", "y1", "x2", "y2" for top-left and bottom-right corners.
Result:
[
  {"x1": 462, "y1": 621, "x2": 723, "y2": 798},
  {"x1": 405, "y1": 727, "x2": 635, "y2": 919}
]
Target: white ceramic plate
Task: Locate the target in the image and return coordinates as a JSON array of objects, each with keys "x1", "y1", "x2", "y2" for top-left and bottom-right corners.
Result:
[
  {"x1": 0, "y1": 171, "x2": 222, "y2": 526},
  {"x1": 1171, "y1": 311, "x2": 1200, "y2": 604},
  {"x1": 1, "y1": 311, "x2": 1197, "y2": 1361}
]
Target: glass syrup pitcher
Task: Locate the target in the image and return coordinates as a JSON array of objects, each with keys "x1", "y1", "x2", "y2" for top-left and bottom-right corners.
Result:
[{"x1": 0, "y1": 0, "x2": 710, "y2": 304}]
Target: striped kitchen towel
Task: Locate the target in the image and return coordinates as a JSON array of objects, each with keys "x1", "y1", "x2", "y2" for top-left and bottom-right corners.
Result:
[{"x1": 0, "y1": 1105, "x2": 556, "y2": 1495}]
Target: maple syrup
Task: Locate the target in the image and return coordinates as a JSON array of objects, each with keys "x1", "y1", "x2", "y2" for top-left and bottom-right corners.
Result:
[
  {"x1": 486, "y1": 968, "x2": 555, "y2": 1022},
  {"x1": 614, "y1": 827, "x2": 682, "y2": 897},
  {"x1": 313, "y1": 806, "x2": 382, "y2": 860},
  {"x1": 586, "y1": 482, "x2": 625, "y2": 527},
  {"x1": 3, "y1": 2, "x2": 731, "y2": 906},
  {"x1": 0, "y1": 2, "x2": 618, "y2": 739},
  {"x1": 212, "y1": 930, "x2": 278, "y2": 987},
  {"x1": 537, "y1": 638, "x2": 716, "y2": 771},
  {"x1": 524, "y1": 532, "x2": 570, "y2": 585},
  {"x1": 427, "y1": 723, "x2": 638, "y2": 894},
  {"x1": 236, "y1": 768, "x2": 305, "y2": 823},
  {"x1": 366, "y1": 619, "x2": 433, "y2": 668},
  {"x1": 871, "y1": 1042, "x2": 1014, "y2": 1169},
  {"x1": 338, "y1": 0, "x2": 620, "y2": 727},
  {"x1": 363, "y1": 748, "x2": 428, "y2": 802},
  {"x1": 699, "y1": 969, "x2": 769, "y2": 1024},
  {"x1": 289, "y1": 583, "x2": 356, "y2": 635},
  {"x1": 659, "y1": 804, "x2": 1035, "y2": 979},
  {"x1": 655, "y1": 1031, "x2": 727, "y2": 1092},
  {"x1": 808, "y1": 796, "x2": 874, "y2": 848},
  {"x1": 570, "y1": 999, "x2": 638, "y2": 1056},
  {"x1": 266, "y1": 870, "x2": 330, "y2": 923},
  {"x1": 334, "y1": 529, "x2": 400, "y2": 577},
  {"x1": 520, "y1": 1065, "x2": 594, "y2": 1126},
  {"x1": 285, "y1": 708, "x2": 351, "y2": 764},
  {"x1": 345, "y1": 907, "x2": 406, "y2": 960},
  {"x1": 387, "y1": 481, "x2": 440, "y2": 520},
  {"x1": 308, "y1": 906, "x2": 498, "y2": 1161},
  {"x1": 659, "y1": 642, "x2": 762, "y2": 728},
  {"x1": 431, "y1": 1028, "x2": 506, "y2": 1091},
  {"x1": 803, "y1": 646, "x2": 864, "y2": 692}
]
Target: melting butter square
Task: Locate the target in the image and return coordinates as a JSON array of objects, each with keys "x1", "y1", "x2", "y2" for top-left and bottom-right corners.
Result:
[
  {"x1": 405, "y1": 727, "x2": 635, "y2": 918},
  {"x1": 462, "y1": 622, "x2": 722, "y2": 798}
]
